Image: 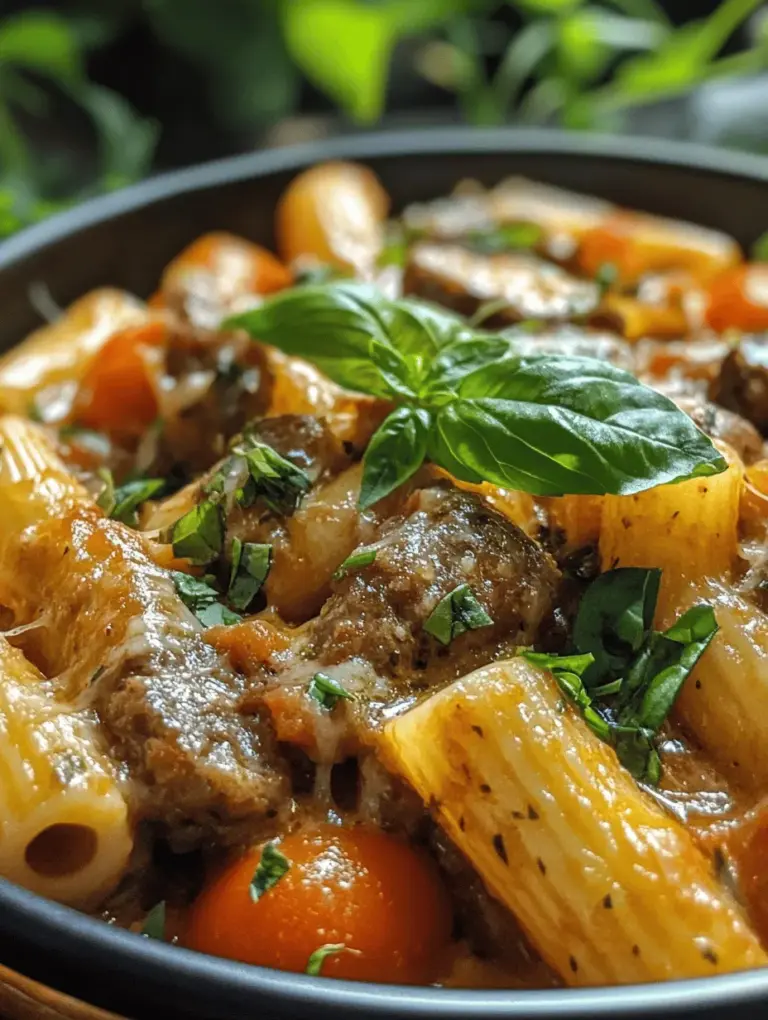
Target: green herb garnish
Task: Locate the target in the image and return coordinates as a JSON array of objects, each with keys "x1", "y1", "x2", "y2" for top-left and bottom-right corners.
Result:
[
  {"x1": 172, "y1": 571, "x2": 241, "y2": 628},
  {"x1": 752, "y1": 232, "x2": 768, "y2": 262},
  {"x1": 95, "y1": 467, "x2": 115, "y2": 514},
  {"x1": 523, "y1": 568, "x2": 718, "y2": 784},
  {"x1": 595, "y1": 261, "x2": 619, "y2": 295},
  {"x1": 308, "y1": 672, "x2": 355, "y2": 710},
  {"x1": 110, "y1": 477, "x2": 164, "y2": 526},
  {"x1": 332, "y1": 546, "x2": 377, "y2": 581},
  {"x1": 466, "y1": 222, "x2": 543, "y2": 254},
  {"x1": 227, "y1": 537, "x2": 272, "y2": 611},
  {"x1": 424, "y1": 584, "x2": 493, "y2": 646},
  {"x1": 141, "y1": 900, "x2": 166, "y2": 940},
  {"x1": 171, "y1": 499, "x2": 224, "y2": 565},
  {"x1": 224, "y1": 282, "x2": 726, "y2": 509},
  {"x1": 232, "y1": 437, "x2": 311, "y2": 516},
  {"x1": 249, "y1": 842, "x2": 290, "y2": 902},
  {"x1": 306, "y1": 943, "x2": 357, "y2": 976}
]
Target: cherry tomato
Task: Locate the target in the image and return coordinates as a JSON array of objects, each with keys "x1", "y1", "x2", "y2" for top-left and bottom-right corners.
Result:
[
  {"x1": 705, "y1": 264, "x2": 768, "y2": 333},
  {"x1": 75, "y1": 321, "x2": 166, "y2": 435},
  {"x1": 184, "y1": 824, "x2": 452, "y2": 984}
]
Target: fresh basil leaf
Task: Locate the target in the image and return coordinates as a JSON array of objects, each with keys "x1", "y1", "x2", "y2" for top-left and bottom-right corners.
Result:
[
  {"x1": 466, "y1": 222, "x2": 543, "y2": 254},
  {"x1": 196, "y1": 601, "x2": 242, "y2": 628},
  {"x1": 424, "y1": 584, "x2": 493, "y2": 646},
  {"x1": 308, "y1": 672, "x2": 355, "y2": 710},
  {"x1": 333, "y1": 545, "x2": 377, "y2": 581},
  {"x1": 235, "y1": 438, "x2": 311, "y2": 516},
  {"x1": 359, "y1": 406, "x2": 430, "y2": 510},
  {"x1": 591, "y1": 678, "x2": 624, "y2": 698},
  {"x1": 614, "y1": 726, "x2": 657, "y2": 782},
  {"x1": 378, "y1": 301, "x2": 464, "y2": 384},
  {"x1": 521, "y1": 650, "x2": 595, "y2": 677},
  {"x1": 249, "y1": 842, "x2": 290, "y2": 902},
  {"x1": 172, "y1": 571, "x2": 240, "y2": 628},
  {"x1": 447, "y1": 355, "x2": 726, "y2": 496},
  {"x1": 634, "y1": 604, "x2": 718, "y2": 733},
  {"x1": 95, "y1": 467, "x2": 115, "y2": 515},
  {"x1": 141, "y1": 901, "x2": 166, "y2": 940},
  {"x1": 227, "y1": 537, "x2": 272, "y2": 611},
  {"x1": 294, "y1": 262, "x2": 349, "y2": 286},
  {"x1": 225, "y1": 282, "x2": 410, "y2": 400},
  {"x1": 306, "y1": 943, "x2": 353, "y2": 976},
  {"x1": 573, "y1": 568, "x2": 661, "y2": 685},
  {"x1": 751, "y1": 232, "x2": 768, "y2": 262},
  {"x1": 171, "y1": 500, "x2": 224, "y2": 565},
  {"x1": 422, "y1": 335, "x2": 513, "y2": 394},
  {"x1": 111, "y1": 477, "x2": 164, "y2": 526}
]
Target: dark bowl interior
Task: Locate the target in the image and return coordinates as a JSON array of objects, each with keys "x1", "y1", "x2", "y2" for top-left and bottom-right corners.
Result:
[{"x1": 1, "y1": 127, "x2": 768, "y2": 1020}]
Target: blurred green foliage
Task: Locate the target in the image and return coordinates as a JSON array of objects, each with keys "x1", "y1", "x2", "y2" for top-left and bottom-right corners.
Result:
[{"x1": 0, "y1": 0, "x2": 766, "y2": 237}]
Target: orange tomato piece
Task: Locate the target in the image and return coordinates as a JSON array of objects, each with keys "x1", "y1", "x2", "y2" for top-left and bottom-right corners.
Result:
[
  {"x1": 184, "y1": 824, "x2": 452, "y2": 984},
  {"x1": 705, "y1": 264, "x2": 768, "y2": 333},
  {"x1": 75, "y1": 321, "x2": 166, "y2": 435}
]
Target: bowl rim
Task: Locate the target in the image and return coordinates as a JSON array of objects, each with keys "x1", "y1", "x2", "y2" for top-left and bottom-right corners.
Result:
[{"x1": 1, "y1": 125, "x2": 768, "y2": 1017}]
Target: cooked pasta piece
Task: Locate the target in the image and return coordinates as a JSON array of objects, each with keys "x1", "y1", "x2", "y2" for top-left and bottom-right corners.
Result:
[
  {"x1": 658, "y1": 577, "x2": 768, "y2": 793},
  {"x1": 0, "y1": 289, "x2": 148, "y2": 416},
  {"x1": 599, "y1": 443, "x2": 742, "y2": 605},
  {"x1": 381, "y1": 658, "x2": 766, "y2": 986},
  {"x1": 0, "y1": 416, "x2": 287, "y2": 846},
  {"x1": 539, "y1": 494, "x2": 602, "y2": 552},
  {"x1": 0, "y1": 638, "x2": 131, "y2": 907}
]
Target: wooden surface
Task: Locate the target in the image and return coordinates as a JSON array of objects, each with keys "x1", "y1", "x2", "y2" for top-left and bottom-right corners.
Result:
[{"x1": 0, "y1": 964, "x2": 124, "y2": 1020}]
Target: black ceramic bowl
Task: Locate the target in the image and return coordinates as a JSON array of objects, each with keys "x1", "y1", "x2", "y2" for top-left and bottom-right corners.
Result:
[{"x1": 1, "y1": 128, "x2": 768, "y2": 1020}]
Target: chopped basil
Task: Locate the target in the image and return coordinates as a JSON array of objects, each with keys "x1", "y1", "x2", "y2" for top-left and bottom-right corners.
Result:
[
  {"x1": 95, "y1": 467, "x2": 115, "y2": 514},
  {"x1": 466, "y1": 222, "x2": 543, "y2": 254},
  {"x1": 595, "y1": 262, "x2": 619, "y2": 295},
  {"x1": 110, "y1": 477, "x2": 164, "y2": 526},
  {"x1": 525, "y1": 569, "x2": 718, "y2": 784},
  {"x1": 752, "y1": 231, "x2": 768, "y2": 262},
  {"x1": 171, "y1": 500, "x2": 224, "y2": 565},
  {"x1": 27, "y1": 400, "x2": 44, "y2": 423},
  {"x1": 332, "y1": 546, "x2": 377, "y2": 581},
  {"x1": 306, "y1": 943, "x2": 354, "y2": 976},
  {"x1": 249, "y1": 842, "x2": 290, "y2": 902},
  {"x1": 232, "y1": 437, "x2": 311, "y2": 516},
  {"x1": 308, "y1": 672, "x2": 355, "y2": 710},
  {"x1": 424, "y1": 584, "x2": 493, "y2": 646},
  {"x1": 141, "y1": 900, "x2": 166, "y2": 940},
  {"x1": 172, "y1": 571, "x2": 240, "y2": 628},
  {"x1": 227, "y1": 537, "x2": 272, "y2": 611}
]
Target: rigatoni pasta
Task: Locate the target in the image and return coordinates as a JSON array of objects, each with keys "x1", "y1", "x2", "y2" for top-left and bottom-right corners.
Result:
[
  {"x1": 381, "y1": 657, "x2": 766, "y2": 985},
  {"x1": 0, "y1": 160, "x2": 765, "y2": 993}
]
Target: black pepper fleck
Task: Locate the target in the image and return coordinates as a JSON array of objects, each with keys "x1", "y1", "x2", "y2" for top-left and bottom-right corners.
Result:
[
  {"x1": 632, "y1": 945, "x2": 640, "y2": 957},
  {"x1": 537, "y1": 858, "x2": 546, "y2": 875},
  {"x1": 459, "y1": 816, "x2": 466, "y2": 832},
  {"x1": 471, "y1": 725, "x2": 484, "y2": 737},
  {"x1": 569, "y1": 956, "x2": 578, "y2": 973},
  {"x1": 492, "y1": 834, "x2": 508, "y2": 865},
  {"x1": 512, "y1": 811, "x2": 524, "y2": 820},
  {"x1": 695, "y1": 679, "x2": 702, "y2": 689},
  {"x1": 480, "y1": 783, "x2": 492, "y2": 794},
  {"x1": 527, "y1": 804, "x2": 539, "y2": 820},
  {"x1": 603, "y1": 894, "x2": 613, "y2": 909},
  {"x1": 701, "y1": 947, "x2": 719, "y2": 965}
]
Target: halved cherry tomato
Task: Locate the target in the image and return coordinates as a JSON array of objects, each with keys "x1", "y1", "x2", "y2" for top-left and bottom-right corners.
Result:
[
  {"x1": 75, "y1": 321, "x2": 166, "y2": 435},
  {"x1": 184, "y1": 824, "x2": 452, "y2": 984},
  {"x1": 705, "y1": 264, "x2": 768, "y2": 333}
]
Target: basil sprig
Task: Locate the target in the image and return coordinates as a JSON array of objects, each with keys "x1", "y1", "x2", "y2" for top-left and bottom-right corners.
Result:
[
  {"x1": 227, "y1": 537, "x2": 272, "y2": 611},
  {"x1": 172, "y1": 571, "x2": 241, "y2": 627},
  {"x1": 523, "y1": 568, "x2": 719, "y2": 784},
  {"x1": 225, "y1": 282, "x2": 726, "y2": 509},
  {"x1": 424, "y1": 584, "x2": 493, "y2": 646}
]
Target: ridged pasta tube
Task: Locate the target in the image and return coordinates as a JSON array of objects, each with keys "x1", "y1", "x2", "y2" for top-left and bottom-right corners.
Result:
[
  {"x1": 381, "y1": 658, "x2": 766, "y2": 986},
  {"x1": 0, "y1": 638, "x2": 131, "y2": 907}
]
